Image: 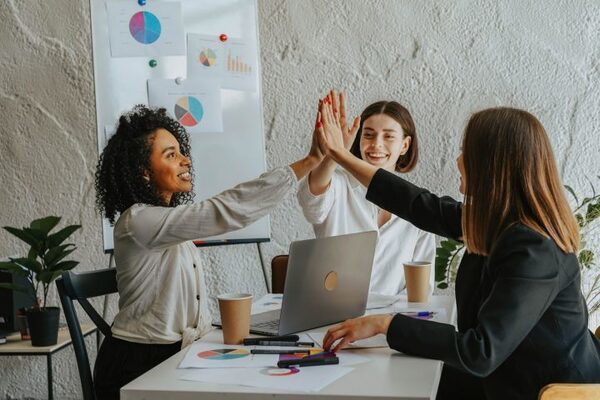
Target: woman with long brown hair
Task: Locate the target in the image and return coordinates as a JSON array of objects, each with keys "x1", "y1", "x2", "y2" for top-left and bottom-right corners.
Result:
[
  {"x1": 317, "y1": 102, "x2": 600, "y2": 399},
  {"x1": 297, "y1": 91, "x2": 436, "y2": 296}
]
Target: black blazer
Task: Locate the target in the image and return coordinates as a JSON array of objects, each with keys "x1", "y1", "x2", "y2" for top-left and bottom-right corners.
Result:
[{"x1": 366, "y1": 169, "x2": 600, "y2": 400}]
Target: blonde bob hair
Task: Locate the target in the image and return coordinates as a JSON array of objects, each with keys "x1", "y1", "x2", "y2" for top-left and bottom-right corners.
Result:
[{"x1": 461, "y1": 107, "x2": 579, "y2": 256}]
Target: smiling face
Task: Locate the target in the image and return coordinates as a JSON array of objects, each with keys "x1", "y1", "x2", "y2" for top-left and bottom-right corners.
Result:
[
  {"x1": 359, "y1": 114, "x2": 411, "y2": 171},
  {"x1": 145, "y1": 128, "x2": 192, "y2": 204}
]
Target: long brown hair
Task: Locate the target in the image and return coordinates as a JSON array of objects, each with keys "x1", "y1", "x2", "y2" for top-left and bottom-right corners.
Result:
[
  {"x1": 461, "y1": 107, "x2": 579, "y2": 255},
  {"x1": 350, "y1": 101, "x2": 418, "y2": 172}
]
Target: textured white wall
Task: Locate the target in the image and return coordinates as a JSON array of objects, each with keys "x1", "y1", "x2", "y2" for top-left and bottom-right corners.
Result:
[{"x1": 1, "y1": 0, "x2": 599, "y2": 398}]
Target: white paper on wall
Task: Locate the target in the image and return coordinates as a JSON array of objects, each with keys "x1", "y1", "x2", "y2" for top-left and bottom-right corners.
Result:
[
  {"x1": 187, "y1": 33, "x2": 258, "y2": 92},
  {"x1": 147, "y1": 78, "x2": 223, "y2": 134},
  {"x1": 106, "y1": 1, "x2": 185, "y2": 57}
]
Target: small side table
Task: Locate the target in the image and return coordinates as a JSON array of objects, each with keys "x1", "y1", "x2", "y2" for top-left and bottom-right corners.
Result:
[{"x1": 0, "y1": 323, "x2": 97, "y2": 400}]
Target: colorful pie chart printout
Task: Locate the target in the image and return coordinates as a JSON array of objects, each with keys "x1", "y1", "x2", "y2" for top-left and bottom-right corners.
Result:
[
  {"x1": 199, "y1": 48, "x2": 218, "y2": 67},
  {"x1": 106, "y1": 2, "x2": 185, "y2": 57},
  {"x1": 147, "y1": 79, "x2": 223, "y2": 134},
  {"x1": 175, "y1": 96, "x2": 204, "y2": 127},
  {"x1": 197, "y1": 348, "x2": 249, "y2": 360},
  {"x1": 129, "y1": 11, "x2": 161, "y2": 44},
  {"x1": 187, "y1": 33, "x2": 257, "y2": 91}
]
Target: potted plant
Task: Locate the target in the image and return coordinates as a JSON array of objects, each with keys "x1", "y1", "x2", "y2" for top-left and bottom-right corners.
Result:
[
  {"x1": 0, "y1": 216, "x2": 81, "y2": 346},
  {"x1": 435, "y1": 178, "x2": 600, "y2": 315}
]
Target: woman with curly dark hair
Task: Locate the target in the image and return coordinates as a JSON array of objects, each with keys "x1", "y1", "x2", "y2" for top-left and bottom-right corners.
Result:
[{"x1": 93, "y1": 104, "x2": 323, "y2": 399}]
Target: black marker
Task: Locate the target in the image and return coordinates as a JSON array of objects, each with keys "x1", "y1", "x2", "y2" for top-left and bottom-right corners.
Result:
[
  {"x1": 242, "y1": 335, "x2": 299, "y2": 345},
  {"x1": 277, "y1": 356, "x2": 339, "y2": 368},
  {"x1": 250, "y1": 349, "x2": 311, "y2": 355}
]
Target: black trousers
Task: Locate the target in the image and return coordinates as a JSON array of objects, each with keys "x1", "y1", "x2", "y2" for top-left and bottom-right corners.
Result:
[
  {"x1": 94, "y1": 335, "x2": 182, "y2": 400},
  {"x1": 436, "y1": 364, "x2": 486, "y2": 400}
]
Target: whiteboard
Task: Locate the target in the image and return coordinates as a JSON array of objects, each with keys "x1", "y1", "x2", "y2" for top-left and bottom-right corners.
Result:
[{"x1": 90, "y1": 0, "x2": 269, "y2": 252}]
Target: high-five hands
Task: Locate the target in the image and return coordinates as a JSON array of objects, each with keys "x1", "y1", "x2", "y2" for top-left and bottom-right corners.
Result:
[{"x1": 317, "y1": 90, "x2": 360, "y2": 160}]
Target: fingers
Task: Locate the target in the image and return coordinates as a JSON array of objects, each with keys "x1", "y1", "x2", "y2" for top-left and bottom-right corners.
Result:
[
  {"x1": 350, "y1": 116, "x2": 361, "y2": 136},
  {"x1": 339, "y1": 91, "x2": 348, "y2": 131},
  {"x1": 330, "y1": 89, "x2": 339, "y2": 116}
]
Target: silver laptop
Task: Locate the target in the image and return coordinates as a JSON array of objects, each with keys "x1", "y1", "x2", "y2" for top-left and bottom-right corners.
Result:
[{"x1": 250, "y1": 231, "x2": 377, "y2": 336}]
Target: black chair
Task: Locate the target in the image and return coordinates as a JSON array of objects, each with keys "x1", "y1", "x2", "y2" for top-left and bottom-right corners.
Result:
[{"x1": 56, "y1": 269, "x2": 118, "y2": 400}]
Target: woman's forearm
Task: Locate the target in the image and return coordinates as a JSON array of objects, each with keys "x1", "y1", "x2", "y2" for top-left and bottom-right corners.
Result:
[
  {"x1": 331, "y1": 148, "x2": 379, "y2": 188},
  {"x1": 307, "y1": 158, "x2": 337, "y2": 195}
]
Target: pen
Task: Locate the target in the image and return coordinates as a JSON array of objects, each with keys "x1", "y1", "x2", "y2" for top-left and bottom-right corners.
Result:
[
  {"x1": 250, "y1": 349, "x2": 311, "y2": 355},
  {"x1": 277, "y1": 356, "x2": 339, "y2": 368},
  {"x1": 256, "y1": 341, "x2": 314, "y2": 347},
  {"x1": 243, "y1": 335, "x2": 300, "y2": 345},
  {"x1": 401, "y1": 311, "x2": 435, "y2": 317}
]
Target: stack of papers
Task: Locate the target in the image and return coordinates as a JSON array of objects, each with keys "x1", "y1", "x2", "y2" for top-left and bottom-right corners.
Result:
[{"x1": 177, "y1": 337, "x2": 369, "y2": 392}]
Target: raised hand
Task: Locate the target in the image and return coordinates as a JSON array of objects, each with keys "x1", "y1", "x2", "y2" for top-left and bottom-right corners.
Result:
[
  {"x1": 331, "y1": 90, "x2": 360, "y2": 150},
  {"x1": 323, "y1": 314, "x2": 393, "y2": 353},
  {"x1": 308, "y1": 107, "x2": 325, "y2": 163},
  {"x1": 317, "y1": 95, "x2": 346, "y2": 160}
]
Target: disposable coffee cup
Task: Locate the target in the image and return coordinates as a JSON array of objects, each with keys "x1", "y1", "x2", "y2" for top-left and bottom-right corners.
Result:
[
  {"x1": 403, "y1": 261, "x2": 431, "y2": 303},
  {"x1": 217, "y1": 293, "x2": 253, "y2": 345}
]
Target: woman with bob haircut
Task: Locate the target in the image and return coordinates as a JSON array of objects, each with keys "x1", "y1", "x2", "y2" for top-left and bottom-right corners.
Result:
[
  {"x1": 297, "y1": 90, "x2": 435, "y2": 296},
  {"x1": 316, "y1": 101, "x2": 600, "y2": 399},
  {"x1": 93, "y1": 105, "x2": 323, "y2": 399}
]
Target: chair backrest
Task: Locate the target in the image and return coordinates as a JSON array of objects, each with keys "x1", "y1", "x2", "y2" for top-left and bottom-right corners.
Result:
[
  {"x1": 271, "y1": 255, "x2": 289, "y2": 294},
  {"x1": 56, "y1": 269, "x2": 118, "y2": 400},
  {"x1": 539, "y1": 383, "x2": 600, "y2": 399}
]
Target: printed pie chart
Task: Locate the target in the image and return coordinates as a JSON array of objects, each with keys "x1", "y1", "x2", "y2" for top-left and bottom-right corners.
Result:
[
  {"x1": 174, "y1": 96, "x2": 204, "y2": 127},
  {"x1": 129, "y1": 11, "x2": 161, "y2": 44},
  {"x1": 261, "y1": 367, "x2": 300, "y2": 376},
  {"x1": 197, "y1": 348, "x2": 250, "y2": 360},
  {"x1": 199, "y1": 48, "x2": 217, "y2": 67}
]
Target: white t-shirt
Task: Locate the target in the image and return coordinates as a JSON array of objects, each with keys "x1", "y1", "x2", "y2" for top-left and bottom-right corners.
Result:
[
  {"x1": 297, "y1": 169, "x2": 436, "y2": 296},
  {"x1": 111, "y1": 166, "x2": 298, "y2": 348}
]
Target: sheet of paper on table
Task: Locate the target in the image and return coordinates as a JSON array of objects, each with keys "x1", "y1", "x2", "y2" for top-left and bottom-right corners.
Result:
[
  {"x1": 179, "y1": 364, "x2": 354, "y2": 392},
  {"x1": 179, "y1": 337, "x2": 369, "y2": 369}
]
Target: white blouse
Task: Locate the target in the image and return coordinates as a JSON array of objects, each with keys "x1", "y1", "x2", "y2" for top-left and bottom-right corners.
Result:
[
  {"x1": 297, "y1": 169, "x2": 436, "y2": 296},
  {"x1": 111, "y1": 166, "x2": 298, "y2": 348}
]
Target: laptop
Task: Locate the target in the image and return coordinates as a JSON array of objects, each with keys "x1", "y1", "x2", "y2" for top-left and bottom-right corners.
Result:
[{"x1": 249, "y1": 231, "x2": 377, "y2": 336}]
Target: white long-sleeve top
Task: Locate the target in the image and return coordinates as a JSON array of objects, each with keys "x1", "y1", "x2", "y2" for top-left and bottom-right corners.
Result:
[
  {"x1": 111, "y1": 166, "x2": 298, "y2": 348},
  {"x1": 297, "y1": 168, "x2": 436, "y2": 296}
]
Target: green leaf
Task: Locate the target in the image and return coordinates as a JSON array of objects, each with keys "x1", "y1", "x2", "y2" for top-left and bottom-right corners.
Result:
[
  {"x1": 586, "y1": 203, "x2": 600, "y2": 224},
  {"x1": 47, "y1": 225, "x2": 81, "y2": 248},
  {"x1": 9, "y1": 257, "x2": 42, "y2": 274},
  {"x1": 436, "y1": 282, "x2": 448, "y2": 289},
  {"x1": 575, "y1": 213, "x2": 585, "y2": 228},
  {"x1": 36, "y1": 270, "x2": 64, "y2": 284},
  {"x1": 43, "y1": 244, "x2": 75, "y2": 268},
  {"x1": 0, "y1": 282, "x2": 27, "y2": 292},
  {"x1": 30, "y1": 216, "x2": 61, "y2": 235},
  {"x1": 0, "y1": 261, "x2": 29, "y2": 276},
  {"x1": 2, "y1": 226, "x2": 41, "y2": 250},
  {"x1": 436, "y1": 248, "x2": 452, "y2": 259},
  {"x1": 49, "y1": 260, "x2": 79, "y2": 272},
  {"x1": 578, "y1": 249, "x2": 594, "y2": 269},
  {"x1": 564, "y1": 185, "x2": 578, "y2": 203}
]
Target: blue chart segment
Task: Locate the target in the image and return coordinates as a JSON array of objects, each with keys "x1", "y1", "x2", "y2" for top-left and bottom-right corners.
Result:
[
  {"x1": 174, "y1": 96, "x2": 204, "y2": 127},
  {"x1": 129, "y1": 11, "x2": 161, "y2": 44}
]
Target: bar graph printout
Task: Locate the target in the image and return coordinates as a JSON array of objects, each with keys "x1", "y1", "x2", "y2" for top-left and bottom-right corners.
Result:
[{"x1": 187, "y1": 33, "x2": 258, "y2": 92}]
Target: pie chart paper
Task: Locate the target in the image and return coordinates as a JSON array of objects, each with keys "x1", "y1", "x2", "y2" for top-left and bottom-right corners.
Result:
[
  {"x1": 107, "y1": 2, "x2": 185, "y2": 57},
  {"x1": 129, "y1": 11, "x2": 161, "y2": 44},
  {"x1": 175, "y1": 96, "x2": 204, "y2": 127},
  {"x1": 148, "y1": 78, "x2": 223, "y2": 134}
]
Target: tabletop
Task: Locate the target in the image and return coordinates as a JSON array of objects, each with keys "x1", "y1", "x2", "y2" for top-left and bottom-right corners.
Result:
[{"x1": 121, "y1": 295, "x2": 456, "y2": 400}]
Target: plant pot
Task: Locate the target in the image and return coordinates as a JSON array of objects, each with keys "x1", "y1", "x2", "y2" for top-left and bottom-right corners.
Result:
[{"x1": 25, "y1": 307, "x2": 60, "y2": 346}]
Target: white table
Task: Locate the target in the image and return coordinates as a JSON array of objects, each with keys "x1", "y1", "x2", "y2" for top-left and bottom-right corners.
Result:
[{"x1": 121, "y1": 295, "x2": 455, "y2": 400}]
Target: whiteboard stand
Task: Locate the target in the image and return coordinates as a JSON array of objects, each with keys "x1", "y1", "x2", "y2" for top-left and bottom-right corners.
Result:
[{"x1": 256, "y1": 242, "x2": 270, "y2": 293}]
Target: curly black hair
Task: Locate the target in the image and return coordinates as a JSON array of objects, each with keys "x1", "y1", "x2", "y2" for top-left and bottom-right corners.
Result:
[{"x1": 95, "y1": 105, "x2": 194, "y2": 224}]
